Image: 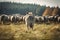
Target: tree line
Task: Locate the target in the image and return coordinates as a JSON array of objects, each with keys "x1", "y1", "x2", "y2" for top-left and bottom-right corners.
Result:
[{"x1": 0, "y1": 2, "x2": 60, "y2": 16}]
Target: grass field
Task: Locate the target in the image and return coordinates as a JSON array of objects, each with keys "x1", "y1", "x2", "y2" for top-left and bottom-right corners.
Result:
[{"x1": 0, "y1": 23, "x2": 60, "y2": 40}]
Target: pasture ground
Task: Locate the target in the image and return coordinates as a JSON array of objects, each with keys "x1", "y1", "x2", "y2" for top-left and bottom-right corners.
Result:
[{"x1": 0, "y1": 23, "x2": 60, "y2": 40}]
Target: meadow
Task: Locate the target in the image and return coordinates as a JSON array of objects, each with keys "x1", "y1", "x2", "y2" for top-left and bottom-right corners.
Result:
[{"x1": 0, "y1": 23, "x2": 60, "y2": 40}]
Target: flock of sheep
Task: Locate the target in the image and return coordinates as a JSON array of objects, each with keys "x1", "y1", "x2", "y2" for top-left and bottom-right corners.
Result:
[{"x1": 0, "y1": 12, "x2": 60, "y2": 30}]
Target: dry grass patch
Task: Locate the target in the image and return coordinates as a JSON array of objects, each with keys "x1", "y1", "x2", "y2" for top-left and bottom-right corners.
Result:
[{"x1": 0, "y1": 23, "x2": 60, "y2": 40}]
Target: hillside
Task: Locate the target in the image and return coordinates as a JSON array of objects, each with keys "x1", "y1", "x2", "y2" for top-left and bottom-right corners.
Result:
[
  {"x1": 0, "y1": 2, "x2": 46, "y2": 15},
  {"x1": 0, "y1": 2, "x2": 60, "y2": 16}
]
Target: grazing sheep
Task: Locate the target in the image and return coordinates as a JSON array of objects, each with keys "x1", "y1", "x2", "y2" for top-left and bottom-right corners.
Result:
[
  {"x1": 1, "y1": 14, "x2": 10, "y2": 24},
  {"x1": 57, "y1": 16, "x2": 60, "y2": 23}
]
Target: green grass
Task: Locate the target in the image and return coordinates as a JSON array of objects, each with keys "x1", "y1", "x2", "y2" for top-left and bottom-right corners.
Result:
[{"x1": 0, "y1": 23, "x2": 60, "y2": 40}]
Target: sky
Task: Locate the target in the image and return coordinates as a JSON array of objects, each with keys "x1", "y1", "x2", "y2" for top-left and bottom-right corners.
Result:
[{"x1": 0, "y1": 0, "x2": 60, "y2": 7}]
